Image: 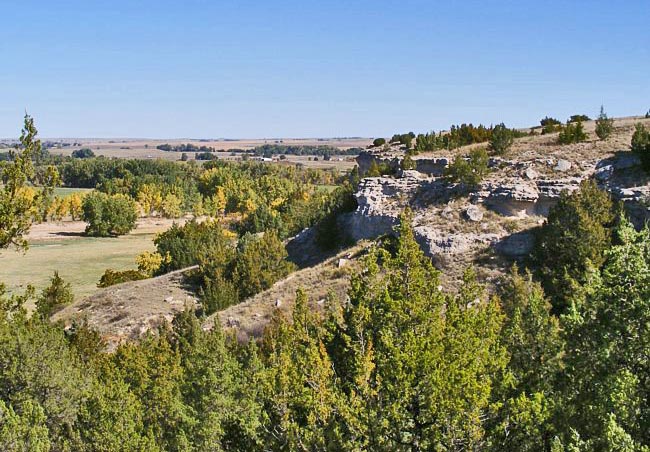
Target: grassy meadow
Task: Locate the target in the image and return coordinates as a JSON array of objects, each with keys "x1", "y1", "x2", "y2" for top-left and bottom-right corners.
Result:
[{"x1": 0, "y1": 232, "x2": 156, "y2": 304}]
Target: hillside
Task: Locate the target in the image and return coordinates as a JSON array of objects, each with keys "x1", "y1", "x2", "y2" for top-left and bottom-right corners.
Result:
[
  {"x1": 52, "y1": 266, "x2": 199, "y2": 350},
  {"x1": 202, "y1": 243, "x2": 367, "y2": 340},
  {"x1": 53, "y1": 115, "x2": 650, "y2": 346}
]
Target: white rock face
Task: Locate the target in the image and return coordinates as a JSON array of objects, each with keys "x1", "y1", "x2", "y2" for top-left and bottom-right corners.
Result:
[
  {"x1": 339, "y1": 152, "x2": 650, "y2": 262},
  {"x1": 343, "y1": 175, "x2": 423, "y2": 241},
  {"x1": 414, "y1": 228, "x2": 500, "y2": 257}
]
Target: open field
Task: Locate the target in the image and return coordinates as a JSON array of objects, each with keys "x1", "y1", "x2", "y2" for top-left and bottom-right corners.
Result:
[
  {"x1": 0, "y1": 218, "x2": 185, "y2": 305},
  {"x1": 52, "y1": 187, "x2": 93, "y2": 196},
  {"x1": 3, "y1": 136, "x2": 372, "y2": 170}
]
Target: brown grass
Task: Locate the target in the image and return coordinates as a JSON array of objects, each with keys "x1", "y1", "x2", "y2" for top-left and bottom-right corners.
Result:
[{"x1": 53, "y1": 266, "x2": 199, "y2": 351}]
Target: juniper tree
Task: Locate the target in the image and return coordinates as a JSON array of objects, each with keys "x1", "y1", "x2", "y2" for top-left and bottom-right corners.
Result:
[
  {"x1": 0, "y1": 115, "x2": 59, "y2": 251},
  {"x1": 488, "y1": 122, "x2": 514, "y2": 155},
  {"x1": 594, "y1": 105, "x2": 614, "y2": 140},
  {"x1": 631, "y1": 123, "x2": 650, "y2": 171},
  {"x1": 533, "y1": 180, "x2": 616, "y2": 313}
]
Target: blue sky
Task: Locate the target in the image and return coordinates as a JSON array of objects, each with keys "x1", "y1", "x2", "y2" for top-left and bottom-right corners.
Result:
[{"x1": 1, "y1": 0, "x2": 648, "y2": 138}]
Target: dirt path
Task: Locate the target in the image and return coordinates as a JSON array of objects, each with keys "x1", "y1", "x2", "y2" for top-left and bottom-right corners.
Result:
[{"x1": 27, "y1": 217, "x2": 192, "y2": 241}]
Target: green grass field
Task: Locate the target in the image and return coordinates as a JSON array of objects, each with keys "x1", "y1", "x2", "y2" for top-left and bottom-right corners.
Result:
[
  {"x1": 52, "y1": 187, "x2": 94, "y2": 196},
  {"x1": 0, "y1": 232, "x2": 156, "y2": 303}
]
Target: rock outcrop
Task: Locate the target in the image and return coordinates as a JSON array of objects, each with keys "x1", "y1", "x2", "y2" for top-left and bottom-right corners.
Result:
[{"x1": 344, "y1": 150, "x2": 650, "y2": 264}]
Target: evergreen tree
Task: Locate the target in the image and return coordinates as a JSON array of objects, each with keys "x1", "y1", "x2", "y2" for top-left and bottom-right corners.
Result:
[
  {"x1": 533, "y1": 180, "x2": 616, "y2": 313},
  {"x1": 329, "y1": 211, "x2": 507, "y2": 450},
  {"x1": 400, "y1": 153, "x2": 416, "y2": 170},
  {"x1": 558, "y1": 120, "x2": 587, "y2": 144},
  {"x1": 631, "y1": 123, "x2": 650, "y2": 171},
  {"x1": 444, "y1": 148, "x2": 490, "y2": 189},
  {"x1": 0, "y1": 115, "x2": 59, "y2": 251},
  {"x1": 559, "y1": 216, "x2": 650, "y2": 450},
  {"x1": 36, "y1": 271, "x2": 73, "y2": 319},
  {"x1": 0, "y1": 399, "x2": 51, "y2": 452},
  {"x1": 172, "y1": 310, "x2": 262, "y2": 450},
  {"x1": 488, "y1": 123, "x2": 514, "y2": 155},
  {"x1": 258, "y1": 290, "x2": 341, "y2": 450},
  {"x1": 231, "y1": 231, "x2": 295, "y2": 299},
  {"x1": 487, "y1": 267, "x2": 564, "y2": 451},
  {"x1": 594, "y1": 105, "x2": 614, "y2": 140}
]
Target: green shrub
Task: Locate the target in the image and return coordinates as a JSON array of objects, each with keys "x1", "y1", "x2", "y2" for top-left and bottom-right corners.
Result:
[
  {"x1": 631, "y1": 123, "x2": 650, "y2": 171},
  {"x1": 401, "y1": 153, "x2": 416, "y2": 170},
  {"x1": 568, "y1": 114, "x2": 590, "y2": 123},
  {"x1": 558, "y1": 120, "x2": 587, "y2": 144},
  {"x1": 444, "y1": 148, "x2": 489, "y2": 188},
  {"x1": 540, "y1": 116, "x2": 562, "y2": 134},
  {"x1": 97, "y1": 269, "x2": 147, "y2": 288},
  {"x1": 231, "y1": 231, "x2": 296, "y2": 299},
  {"x1": 71, "y1": 148, "x2": 95, "y2": 159},
  {"x1": 198, "y1": 274, "x2": 239, "y2": 313},
  {"x1": 82, "y1": 192, "x2": 138, "y2": 237},
  {"x1": 414, "y1": 131, "x2": 437, "y2": 153},
  {"x1": 594, "y1": 105, "x2": 614, "y2": 140},
  {"x1": 36, "y1": 271, "x2": 73, "y2": 318},
  {"x1": 389, "y1": 132, "x2": 415, "y2": 148},
  {"x1": 315, "y1": 185, "x2": 357, "y2": 250},
  {"x1": 372, "y1": 138, "x2": 386, "y2": 147},
  {"x1": 365, "y1": 159, "x2": 394, "y2": 177},
  {"x1": 154, "y1": 220, "x2": 233, "y2": 273},
  {"x1": 488, "y1": 123, "x2": 514, "y2": 155}
]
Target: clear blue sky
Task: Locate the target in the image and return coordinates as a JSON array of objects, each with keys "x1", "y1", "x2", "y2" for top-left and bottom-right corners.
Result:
[{"x1": 1, "y1": 0, "x2": 648, "y2": 138}]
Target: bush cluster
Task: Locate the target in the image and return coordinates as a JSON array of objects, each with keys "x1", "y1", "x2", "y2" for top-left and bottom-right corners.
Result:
[{"x1": 557, "y1": 120, "x2": 587, "y2": 144}]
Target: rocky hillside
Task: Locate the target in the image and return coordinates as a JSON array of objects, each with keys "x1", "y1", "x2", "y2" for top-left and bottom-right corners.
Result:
[
  {"x1": 342, "y1": 116, "x2": 650, "y2": 283},
  {"x1": 54, "y1": 116, "x2": 650, "y2": 346}
]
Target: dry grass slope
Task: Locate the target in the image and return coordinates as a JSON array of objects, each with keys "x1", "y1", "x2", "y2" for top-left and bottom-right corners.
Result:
[{"x1": 53, "y1": 266, "x2": 199, "y2": 351}]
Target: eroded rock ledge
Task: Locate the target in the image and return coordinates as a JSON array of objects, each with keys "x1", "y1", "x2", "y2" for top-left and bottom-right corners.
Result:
[{"x1": 341, "y1": 152, "x2": 649, "y2": 264}]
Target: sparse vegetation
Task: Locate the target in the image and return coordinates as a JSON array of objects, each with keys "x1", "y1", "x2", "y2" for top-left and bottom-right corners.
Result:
[
  {"x1": 400, "y1": 153, "x2": 416, "y2": 170},
  {"x1": 568, "y1": 113, "x2": 590, "y2": 123},
  {"x1": 98, "y1": 268, "x2": 147, "y2": 287},
  {"x1": 540, "y1": 116, "x2": 562, "y2": 134}
]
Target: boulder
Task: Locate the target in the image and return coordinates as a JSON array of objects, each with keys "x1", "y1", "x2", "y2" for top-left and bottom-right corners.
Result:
[
  {"x1": 464, "y1": 205, "x2": 483, "y2": 222},
  {"x1": 524, "y1": 167, "x2": 539, "y2": 179},
  {"x1": 595, "y1": 165, "x2": 613, "y2": 182},
  {"x1": 554, "y1": 159, "x2": 572, "y2": 172}
]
